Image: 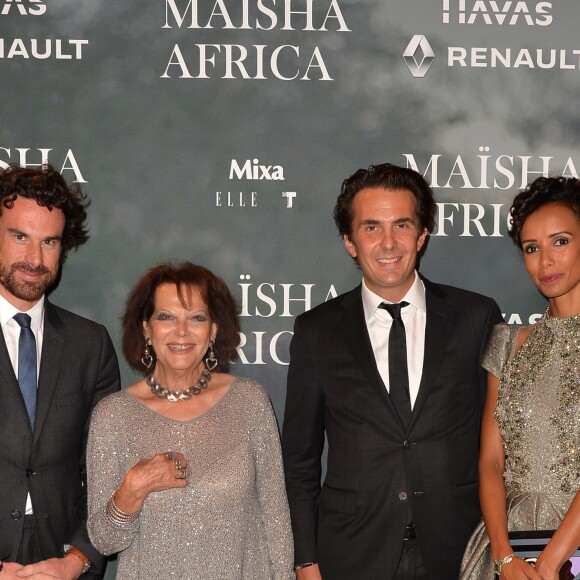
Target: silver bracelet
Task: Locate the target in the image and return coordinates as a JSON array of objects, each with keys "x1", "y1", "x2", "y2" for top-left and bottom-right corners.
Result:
[
  {"x1": 493, "y1": 552, "x2": 516, "y2": 574},
  {"x1": 105, "y1": 492, "x2": 141, "y2": 527},
  {"x1": 294, "y1": 562, "x2": 317, "y2": 570}
]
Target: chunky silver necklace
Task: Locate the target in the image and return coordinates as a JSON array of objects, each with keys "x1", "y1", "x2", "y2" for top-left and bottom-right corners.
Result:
[{"x1": 146, "y1": 368, "x2": 212, "y2": 402}]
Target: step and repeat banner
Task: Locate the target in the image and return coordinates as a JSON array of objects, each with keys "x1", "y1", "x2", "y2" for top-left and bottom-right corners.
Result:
[
  {"x1": 4, "y1": 0, "x2": 576, "y2": 415},
  {"x1": 2, "y1": 0, "x2": 577, "y2": 452},
  {"x1": 3, "y1": 0, "x2": 577, "y2": 575}
]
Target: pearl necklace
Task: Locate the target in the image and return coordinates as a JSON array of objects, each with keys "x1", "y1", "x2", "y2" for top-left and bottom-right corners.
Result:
[{"x1": 146, "y1": 368, "x2": 212, "y2": 402}]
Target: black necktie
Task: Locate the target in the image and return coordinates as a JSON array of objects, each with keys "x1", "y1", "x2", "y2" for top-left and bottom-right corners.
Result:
[
  {"x1": 379, "y1": 302, "x2": 411, "y2": 427},
  {"x1": 14, "y1": 313, "x2": 37, "y2": 428}
]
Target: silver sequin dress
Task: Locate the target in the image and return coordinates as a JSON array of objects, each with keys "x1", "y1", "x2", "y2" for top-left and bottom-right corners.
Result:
[
  {"x1": 460, "y1": 311, "x2": 580, "y2": 578},
  {"x1": 87, "y1": 377, "x2": 294, "y2": 579}
]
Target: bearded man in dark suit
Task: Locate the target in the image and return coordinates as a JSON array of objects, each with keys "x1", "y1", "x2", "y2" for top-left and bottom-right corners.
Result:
[
  {"x1": 0, "y1": 165, "x2": 120, "y2": 579},
  {"x1": 282, "y1": 163, "x2": 502, "y2": 580}
]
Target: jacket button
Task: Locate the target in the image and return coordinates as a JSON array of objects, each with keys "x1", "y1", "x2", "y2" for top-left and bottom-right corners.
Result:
[
  {"x1": 10, "y1": 510, "x2": 22, "y2": 520},
  {"x1": 25, "y1": 469, "x2": 36, "y2": 478},
  {"x1": 403, "y1": 440, "x2": 411, "y2": 449},
  {"x1": 399, "y1": 491, "x2": 408, "y2": 501}
]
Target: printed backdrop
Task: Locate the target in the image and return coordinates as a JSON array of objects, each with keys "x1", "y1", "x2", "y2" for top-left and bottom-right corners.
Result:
[{"x1": 2, "y1": 1, "x2": 576, "y2": 574}]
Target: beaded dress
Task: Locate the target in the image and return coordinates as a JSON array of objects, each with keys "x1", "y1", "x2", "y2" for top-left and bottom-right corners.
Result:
[
  {"x1": 87, "y1": 377, "x2": 294, "y2": 579},
  {"x1": 460, "y1": 311, "x2": 580, "y2": 578}
]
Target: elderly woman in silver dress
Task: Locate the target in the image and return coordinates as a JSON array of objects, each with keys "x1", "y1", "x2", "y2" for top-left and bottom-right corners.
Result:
[
  {"x1": 86, "y1": 262, "x2": 293, "y2": 579},
  {"x1": 460, "y1": 177, "x2": 580, "y2": 579}
]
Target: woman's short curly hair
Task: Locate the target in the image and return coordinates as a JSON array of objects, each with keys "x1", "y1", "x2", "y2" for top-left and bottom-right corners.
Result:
[
  {"x1": 122, "y1": 262, "x2": 240, "y2": 375},
  {"x1": 509, "y1": 176, "x2": 580, "y2": 247}
]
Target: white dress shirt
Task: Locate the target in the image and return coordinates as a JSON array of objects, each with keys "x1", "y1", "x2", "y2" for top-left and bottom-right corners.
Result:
[
  {"x1": 0, "y1": 293, "x2": 45, "y2": 514},
  {"x1": 0, "y1": 294, "x2": 45, "y2": 378},
  {"x1": 361, "y1": 272, "x2": 426, "y2": 409}
]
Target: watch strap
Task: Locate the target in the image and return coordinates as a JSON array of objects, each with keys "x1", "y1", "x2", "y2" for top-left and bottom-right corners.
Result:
[{"x1": 64, "y1": 545, "x2": 91, "y2": 574}]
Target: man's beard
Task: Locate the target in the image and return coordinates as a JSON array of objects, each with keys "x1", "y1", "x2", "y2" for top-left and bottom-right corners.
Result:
[{"x1": 0, "y1": 262, "x2": 57, "y2": 304}]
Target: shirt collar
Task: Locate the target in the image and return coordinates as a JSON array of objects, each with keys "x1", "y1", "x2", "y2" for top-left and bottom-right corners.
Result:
[
  {"x1": 361, "y1": 272, "x2": 427, "y2": 322},
  {"x1": 0, "y1": 293, "x2": 45, "y2": 331}
]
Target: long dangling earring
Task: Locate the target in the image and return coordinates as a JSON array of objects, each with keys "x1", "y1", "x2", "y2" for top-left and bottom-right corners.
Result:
[
  {"x1": 205, "y1": 339, "x2": 218, "y2": 371},
  {"x1": 141, "y1": 338, "x2": 154, "y2": 370}
]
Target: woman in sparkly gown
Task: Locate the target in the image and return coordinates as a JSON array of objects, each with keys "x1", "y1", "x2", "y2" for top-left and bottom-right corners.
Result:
[
  {"x1": 86, "y1": 262, "x2": 293, "y2": 579},
  {"x1": 460, "y1": 176, "x2": 580, "y2": 579}
]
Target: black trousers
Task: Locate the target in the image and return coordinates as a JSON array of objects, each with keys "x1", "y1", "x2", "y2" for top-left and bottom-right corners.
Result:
[
  {"x1": 17, "y1": 515, "x2": 42, "y2": 566},
  {"x1": 393, "y1": 538, "x2": 429, "y2": 580},
  {"x1": 15, "y1": 516, "x2": 104, "y2": 579}
]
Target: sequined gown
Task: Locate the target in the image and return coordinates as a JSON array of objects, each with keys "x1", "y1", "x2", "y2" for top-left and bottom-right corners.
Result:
[
  {"x1": 87, "y1": 377, "x2": 294, "y2": 579},
  {"x1": 460, "y1": 311, "x2": 580, "y2": 578}
]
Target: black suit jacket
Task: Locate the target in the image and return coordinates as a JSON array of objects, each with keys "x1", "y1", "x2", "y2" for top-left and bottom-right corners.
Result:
[
  {"x1": 0, "y1": 301, "x2": 120, "y2": 577},
  {"x1": 282, "y1": 278, "x2": 502, "y2": 580}
]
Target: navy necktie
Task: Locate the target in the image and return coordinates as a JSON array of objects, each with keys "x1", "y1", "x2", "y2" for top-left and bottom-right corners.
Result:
[
  {"x1": 379, "y1": 302, "x2": 411, "y2": 427},
  {"x1": 14, "y1": 313, "x2": 37, "y2": 428}
]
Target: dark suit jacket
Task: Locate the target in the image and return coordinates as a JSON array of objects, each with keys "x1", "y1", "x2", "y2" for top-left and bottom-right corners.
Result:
[
  {"x1": 282, "y1": 278, "x2": 502, "y2": 580},
  {"x1": 0, "y1": 301, "x2": 120, "y2": 577}
]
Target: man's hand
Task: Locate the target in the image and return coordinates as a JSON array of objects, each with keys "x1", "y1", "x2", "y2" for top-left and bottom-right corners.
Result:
[
  {"x1": 296, "y1": 563, "x2": 322, "y2": 580},
  {"x1": 0, "y1": 561, "x2": 25, "y2": 579},
  {"x1": 14, "y1": 554, "x2": 84, "y2": 579}
]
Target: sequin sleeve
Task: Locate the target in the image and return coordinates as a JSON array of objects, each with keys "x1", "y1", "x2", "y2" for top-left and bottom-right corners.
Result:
[
  {"x1": 249, "y1": 381, "x2": 295, "y2": 580},
  {"x1": 481, "y1": 322, "x2": 519, "y2": 378},
  {"x1": 86, "y1": 392, "x2": 140, "y2": 555}
]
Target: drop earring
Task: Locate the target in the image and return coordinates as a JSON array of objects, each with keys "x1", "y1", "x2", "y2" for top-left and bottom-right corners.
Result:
[{"x1": 141, "y1": 337, "x2": 153, "y2": 370}]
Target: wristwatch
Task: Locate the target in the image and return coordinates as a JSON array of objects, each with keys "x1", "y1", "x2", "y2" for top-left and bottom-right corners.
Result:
[{"x1": 63, "y1": 545, "x2": 91, "y2": 574}]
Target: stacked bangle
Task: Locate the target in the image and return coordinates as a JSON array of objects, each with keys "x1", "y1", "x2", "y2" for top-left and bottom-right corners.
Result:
[{"x1": 106, "y1": 492, "x2": 141, "y2": 527}]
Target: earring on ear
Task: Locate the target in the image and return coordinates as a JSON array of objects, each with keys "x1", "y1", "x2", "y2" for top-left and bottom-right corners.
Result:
[
  {"x1": 141, "y1": 337, "x2": 154, "y2": 370},
  {"x1": 205, "y1": 339, "x2": 218, "y2": 371}
]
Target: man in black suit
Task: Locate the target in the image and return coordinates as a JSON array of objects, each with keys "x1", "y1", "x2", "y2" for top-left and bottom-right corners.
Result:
[
  {"x1": 282, "y1": 163, "x2": 502, "y2": 580},
  {"x1": 0, "y1": 165, "x2": 120, "y2": 579}
]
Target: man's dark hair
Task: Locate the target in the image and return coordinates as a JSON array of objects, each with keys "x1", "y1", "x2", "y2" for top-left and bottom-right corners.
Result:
[
  {"x1": 0, "y1": 164, "x2": 89, "y2": 260},
  {"x1": 333, "y1": 163, "x2": 436, "y2": 237},
  {"x1": 509, "y1": 175, "x2": 580, "y2": 247}
]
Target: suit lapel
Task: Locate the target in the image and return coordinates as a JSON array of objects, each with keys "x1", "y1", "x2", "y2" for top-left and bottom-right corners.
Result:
[
  {"x1": 409, "y1": 279, "x2": 454, "y2": 428},
  {"x1": 340, "y1": 287, "x2": 402, "y2": 420},
  {"x1": 33, "y1": 302, "x2": 64, "y2": 445},
  {"x1": 0, "y1": 328, "x2": 32, "y2": 431}
]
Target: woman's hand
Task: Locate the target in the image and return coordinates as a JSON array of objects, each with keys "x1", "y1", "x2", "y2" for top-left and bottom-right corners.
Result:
[
  {"x1": 534, "y1": 557, "x2": 575, "y2": 580},
  {"x1": 114, "y1": 451, "x2": 189, "y2": 513},
  {"x1": 499, "y1": 556, "x2": 543, "y2": 579},
  {"x1": 534, "y1": 491, "x2": 580, "y2": 580}
]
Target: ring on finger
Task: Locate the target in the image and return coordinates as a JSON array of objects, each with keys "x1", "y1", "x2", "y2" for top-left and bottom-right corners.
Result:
[
  {"x1": 164, "y1": 451, "x2": 175, "y2": 461},
  {"x1": 175, "y1": 459, "x2": 182, "y2": 471},
  {"x1": 176, "y1": 467, "x2": 189, "y2": 480}
]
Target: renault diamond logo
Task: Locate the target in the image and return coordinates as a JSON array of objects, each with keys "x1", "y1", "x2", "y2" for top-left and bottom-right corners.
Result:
[{"x1": 403, "y1": 35, "x2": 435, "y2": 78}]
